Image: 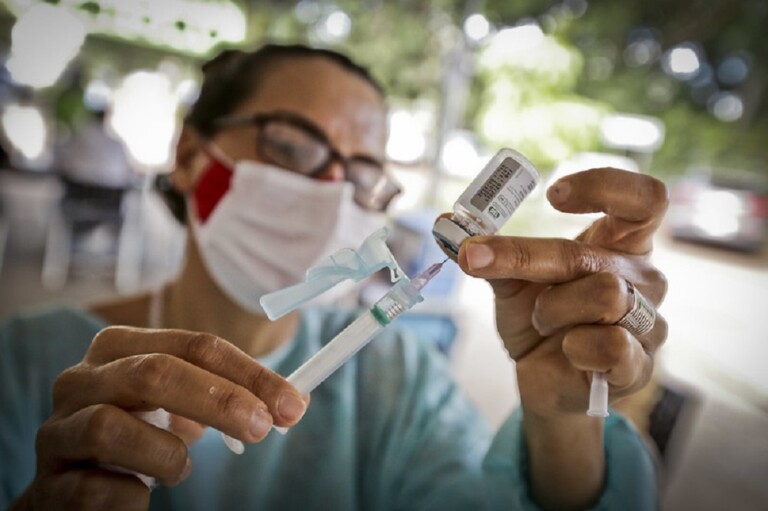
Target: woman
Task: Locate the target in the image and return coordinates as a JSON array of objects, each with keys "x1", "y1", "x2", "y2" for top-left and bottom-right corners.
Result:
[{"x1": 2, "y1": 44, "x2": 668, "y2": 510}]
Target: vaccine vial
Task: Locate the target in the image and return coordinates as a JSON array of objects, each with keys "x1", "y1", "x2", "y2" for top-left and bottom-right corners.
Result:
[{"x1": 433, "y1": 148, "x2": 540, "y2": 256}]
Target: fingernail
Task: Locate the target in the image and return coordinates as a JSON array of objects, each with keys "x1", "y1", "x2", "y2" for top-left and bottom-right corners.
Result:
[
  {"x1": 250, "y1": 409, "x2": 271, "y2": 438},
  {"x1": 179, "y1": 457, "x2": 192, "y2": 482},
  {"x1": 466, "y1": 243, "x2": 494, "y2": 270},
  {"x1": 548, "y1": 180, "x2": 571, "y2": 205},
  {"x1": 277, "y1": 391, "x2": 307, "y2": 423}
]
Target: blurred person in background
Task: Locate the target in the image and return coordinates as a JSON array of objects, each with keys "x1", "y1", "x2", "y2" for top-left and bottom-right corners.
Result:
[
  {"x1": 54, "y1": 106, "x2": 137, "y2": 190},
  {"x1": 40, "y1": 106, "x2": 139, "y2": 288},
  {"x1": 1, "y1": 44, "x2": 669, "y2": 511}
]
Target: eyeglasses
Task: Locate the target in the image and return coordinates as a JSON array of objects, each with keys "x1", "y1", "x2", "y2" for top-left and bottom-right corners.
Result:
[{"x1": 213, "y1": 111, "x2": 401, "y2": 211}]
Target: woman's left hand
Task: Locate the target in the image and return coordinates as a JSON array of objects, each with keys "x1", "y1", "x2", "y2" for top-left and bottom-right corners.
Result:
[
  {"x1": 457, "y1": 168, "x2": 669, "y2": 418},
  {"x1": 449, "y1": 168, "x2": 669, "y2": 510}
]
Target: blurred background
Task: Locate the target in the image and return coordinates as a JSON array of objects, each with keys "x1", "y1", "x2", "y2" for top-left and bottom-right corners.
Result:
[{"x1": 0, "y1": 1, "x2": 766, "y2": 509}]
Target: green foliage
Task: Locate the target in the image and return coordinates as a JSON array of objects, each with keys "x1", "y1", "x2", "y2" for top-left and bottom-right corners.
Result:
[
  {"x1": 654, "y1": 105, "x2": 768, "y2": 178},
  {"x1": 8, "y1": 0, "x2": 764, "y2": 179},
  {"x1": 242, "y1": 1, "x2": 768, "y2": 179},
  {"x1": 470, "y1": 0, "x2": 768, "y2": 178},
  {"x1": 245, "y1": 2, "x2": 449, "y2": 101},
  {"x1": 471, "y1": 26, "x2": 609, "y2": 170},
  {"x1": 337, "y1": 5, "x2": 445, "y2": 101},
  {"x1": 566, "y1": 0, "x2": 768, "y2": 178}
]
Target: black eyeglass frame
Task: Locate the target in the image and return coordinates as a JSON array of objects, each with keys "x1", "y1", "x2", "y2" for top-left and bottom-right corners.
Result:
[{"x1": 212, "y1": 111, "x2": 402, "y2": 211}]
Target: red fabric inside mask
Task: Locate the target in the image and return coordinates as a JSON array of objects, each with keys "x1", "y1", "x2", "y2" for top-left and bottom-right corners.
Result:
[{"x1": 194, "y1": 155, "x2": 233, "y2": 223}]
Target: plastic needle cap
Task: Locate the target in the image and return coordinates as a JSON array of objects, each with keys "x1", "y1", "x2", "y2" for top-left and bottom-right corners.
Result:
[
  {"x1": 260, "y1": 227, "x2": 406, "y2": 320},
  {"x1": 587, "y1": 371, "x2": 609, "y2": 417}
]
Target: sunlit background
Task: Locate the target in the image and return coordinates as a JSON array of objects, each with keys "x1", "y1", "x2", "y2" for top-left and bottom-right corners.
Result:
[{"x1": 0, "y1": 1, "x2": 766, "y2": 509}]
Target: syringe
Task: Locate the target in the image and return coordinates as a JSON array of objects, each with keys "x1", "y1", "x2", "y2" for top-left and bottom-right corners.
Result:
[{"x1": 222, "y1": 260, "x2": 446, "y2": 450}]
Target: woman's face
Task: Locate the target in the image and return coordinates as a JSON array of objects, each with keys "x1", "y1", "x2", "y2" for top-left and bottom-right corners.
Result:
[
  {"x1": 172, "y1": 56, "x2": 390, "y2": 311},
  {"x1": 205, "y1": 56, "x2": 388, "y2": 183}
]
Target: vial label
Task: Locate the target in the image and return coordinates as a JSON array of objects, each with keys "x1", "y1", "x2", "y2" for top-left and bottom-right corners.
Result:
[{"x1": 469, "y1": 157, "x2": 537, "y2": 229}]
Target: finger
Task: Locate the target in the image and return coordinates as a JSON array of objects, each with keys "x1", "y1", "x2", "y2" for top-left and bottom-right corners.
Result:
[
  {"x1": 434, "y1": 213, "x2": 533, "y2": 301},
  {"x1": 561, "y1": 325, "x2": 653, "y2": 393},
  {"x1": 38, "y1": 468, "x2": 149, "y2": 511},
  {"x1": 86, "y1": 327, "x2": 307, "y2": 425},
  {"x1": 547, "y1": 168, "x2": 668, "y2": 225},
  {"x1": 54, "y1": 354, "x2": 275, "y2": 441},
  {"x1": 533, "y1": 272, "x2": 632, "y2": 336},
  {"x1": 457, "y1": 235, "x2": 637, "y2": 287},
  {"x1": 169, "y1": 414, "x2": 206, "y2": 446},
  {"x1": 547, "y1": 168, "x2": 669, "y2": 254},
  {"x1": 533, "y1": 272, "x2": 668, "y2": 353},
  {"x1": 37, "y1": 404, "x2": 191, "y2": 487}
]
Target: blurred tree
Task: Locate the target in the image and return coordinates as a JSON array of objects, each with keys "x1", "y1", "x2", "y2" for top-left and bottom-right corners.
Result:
[
  {"x1": 471, "y1": 20, "x2": 608, "y2": 170},
  {"x1": 245, "y1": 1, "x2": 458, "y2": 102},
  {"x1": 239, "y1": 0, "x2": 767, "y2": 178},
  {"x1": 4, "y1": 0, "x2": 765, "y2": 178},
  {"x1": 557, "y1": 0, "x2": 767, "y2": 177}
]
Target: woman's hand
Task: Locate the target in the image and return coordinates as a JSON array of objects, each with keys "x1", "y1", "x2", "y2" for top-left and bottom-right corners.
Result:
[
  {"x1": 457, "y1": 168, "x2": 668, "y2": 416},
  {"x1": 450, "y1": 168, "x2": 669, "y2": 510},
  {"x1": 15, "y1": 328, "x2": 307, "y2": 511}
]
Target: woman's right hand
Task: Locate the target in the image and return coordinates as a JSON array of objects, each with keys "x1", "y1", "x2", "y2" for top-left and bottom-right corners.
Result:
[{"x1": 13, "y1": 327, "x2": 307, "y2": 511}]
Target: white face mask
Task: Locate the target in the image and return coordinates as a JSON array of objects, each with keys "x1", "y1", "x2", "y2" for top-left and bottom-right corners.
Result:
[{"x1": 191, "y1": 160, "x2": 386, "y2": 314}]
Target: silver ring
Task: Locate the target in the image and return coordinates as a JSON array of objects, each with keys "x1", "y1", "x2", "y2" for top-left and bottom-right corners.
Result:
[{"x1": 616, "y1": 280, "x2": 656, "y2": 337}]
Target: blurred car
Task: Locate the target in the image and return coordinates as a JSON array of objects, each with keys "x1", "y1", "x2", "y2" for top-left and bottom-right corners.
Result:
[{"x1": 668, "y1": 170, "x2": 768, "y2": 253}]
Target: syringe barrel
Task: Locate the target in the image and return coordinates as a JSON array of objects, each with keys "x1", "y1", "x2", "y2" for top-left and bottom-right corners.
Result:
[
  {"x1": 286, "y1": 311, "x2": 383, "y2": 395},
  {"x1": 285, "y1": 279, "x2": 424, "y2": 396}
]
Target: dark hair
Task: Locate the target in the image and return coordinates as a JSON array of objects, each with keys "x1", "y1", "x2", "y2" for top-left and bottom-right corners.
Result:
[
  {"x1": 187, "y1": 43, "x2": 384, "y2": 137},
  {"x1": 158, "y1": 43, "x2": 385, "y2": 223}
]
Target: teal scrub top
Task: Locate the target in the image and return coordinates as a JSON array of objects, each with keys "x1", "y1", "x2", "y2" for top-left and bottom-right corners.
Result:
[{"x1": 0, "y1": 307, "x2": 658, "y2": 510}]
